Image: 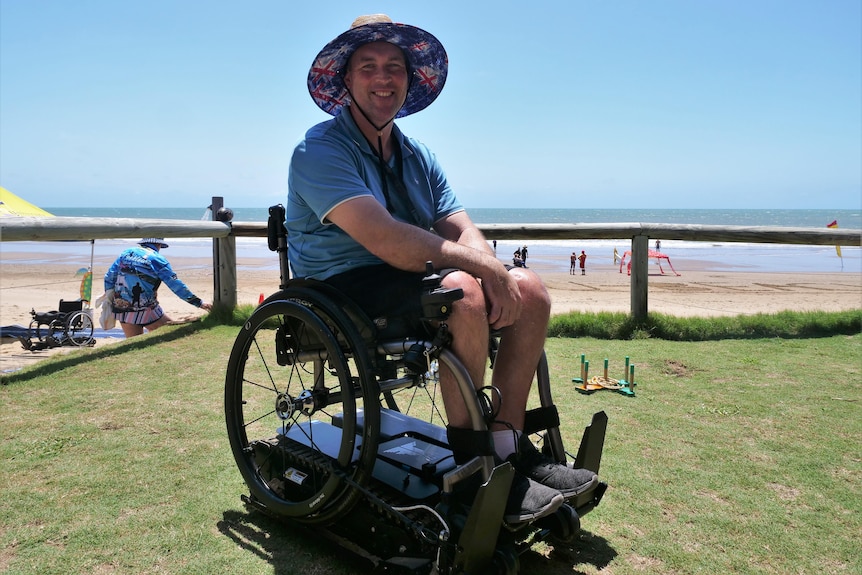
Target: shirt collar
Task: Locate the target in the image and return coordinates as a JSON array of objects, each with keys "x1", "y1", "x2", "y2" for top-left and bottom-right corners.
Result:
[{"x1": 337, "y1": 107, "x2": 410, "y2": 160}]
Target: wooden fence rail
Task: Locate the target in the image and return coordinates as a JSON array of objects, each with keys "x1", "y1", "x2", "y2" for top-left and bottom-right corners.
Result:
[{"x1": 2, "y1": 215, "x2": 859, "y2": 319}]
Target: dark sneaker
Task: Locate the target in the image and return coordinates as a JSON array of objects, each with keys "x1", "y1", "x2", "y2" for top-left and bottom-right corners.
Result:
[
  {"x1": 504, "y1": 472, "x2": 564, "y2": 524},
  {"x1": 511, "y1": 435, "x2": 598, "y2": 499}
]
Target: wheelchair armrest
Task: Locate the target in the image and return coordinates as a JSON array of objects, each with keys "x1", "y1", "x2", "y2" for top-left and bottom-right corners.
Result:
[
  {"x1": 267, "y1": 204, "x2": 287, "y2": 253},
  {"x1": 421, "y1": 285, "x2": 464, "y2": 321},
  {"x1": 420, "y1": 261, "x2": 464, "y2": 321}
]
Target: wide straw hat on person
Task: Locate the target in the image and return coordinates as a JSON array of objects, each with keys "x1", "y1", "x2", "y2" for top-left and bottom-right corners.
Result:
[
  {"x1": 139, "y1": 238, "x2": 169, "y2": 248},
  {"x1": 307, "y1": 14, "x2": 448, "y2": 118}
]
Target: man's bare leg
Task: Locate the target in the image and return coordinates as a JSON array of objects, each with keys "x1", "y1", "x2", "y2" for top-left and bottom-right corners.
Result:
[
  {"x1": 437, "y1": 271, "x2": 490, "y2": 429},
  {"x1": 489, "y1": 268, "x2": 551, "y2": 431}
]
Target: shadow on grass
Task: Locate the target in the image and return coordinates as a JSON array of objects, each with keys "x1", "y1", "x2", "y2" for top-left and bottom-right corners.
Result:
[
  {"x1": 218, "y1": 509, "x2": 373, "y2": 574},
  {"x1": 1, "y1": 321, "x2": 211, "y2": 386},
  {"x1": 217, "y1": 508, "x2": 617, "y2": 574},
  {"x1": 521, "y1": 529, "x2": 617, "y2": 574}
]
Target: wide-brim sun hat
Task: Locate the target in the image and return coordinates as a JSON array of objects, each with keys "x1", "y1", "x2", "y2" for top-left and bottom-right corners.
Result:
[
  {"x1": 139, "y1": 238, "x2": 169, "y2": 248},
  {"x1": 308, "y1": 14, "x2": 448, "y2": 118}
]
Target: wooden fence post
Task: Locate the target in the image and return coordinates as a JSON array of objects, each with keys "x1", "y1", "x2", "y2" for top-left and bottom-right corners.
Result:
[
  {"x1": 630, "y1": 234, "x2": 649, "y2": 320},
  {"x1": 211, "y1": 196, "x2": 237, "y2": 309}
]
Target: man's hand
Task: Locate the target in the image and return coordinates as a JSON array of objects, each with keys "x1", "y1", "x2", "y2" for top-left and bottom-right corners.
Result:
[{"x1": 481, "y1": 267, "x2": 522, "y2": 329}]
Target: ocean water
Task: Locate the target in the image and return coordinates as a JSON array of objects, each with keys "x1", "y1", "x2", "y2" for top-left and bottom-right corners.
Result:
[
  {"x1": 44, "y1": 206, "x2": 862, "y2": 229},
  {"x1": 10, "y1": 207, "x2": 862, "y2": 274}
]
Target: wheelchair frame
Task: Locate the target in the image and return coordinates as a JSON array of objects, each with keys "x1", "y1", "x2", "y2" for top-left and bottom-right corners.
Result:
[
  {"x1": 23, "y1": 299, "x2": 95, "y2": 351},
  {"x1": 223, "y1": 205, "x2": 608, "y2": 574}
]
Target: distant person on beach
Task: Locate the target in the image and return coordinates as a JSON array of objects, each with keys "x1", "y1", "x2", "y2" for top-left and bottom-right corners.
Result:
[
  {"x1": 578, "y1": 250, "x2": 587, "y2": 275},
  {"x1": 655, "y1": 239, "x2": 661, "y2": 252},
  {"x1": 492, "y1": 239, "x2": 497, "y2": 252},
  {"x1": 104, "y1": 238, "x2": 212, "y2": 338},
  {"x1": 513, "y1": 248, "x2": 525, "y2": 267},
  {"x1": 613, "y1": 247, "x2": 621, "y2": 264},
  {"x1": 570, "y1": 252, "x2": 577, "y2": 275},
  {"x1": 285, "y1": 14, "x2": 597, "y2": 523},
  {"x1": 521, "y1": 245, "x2": 528, "y2": 266}
]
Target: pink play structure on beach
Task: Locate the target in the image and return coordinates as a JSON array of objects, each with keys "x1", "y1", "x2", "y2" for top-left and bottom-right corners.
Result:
[{"x1": 619, "y1": 249, "x2": 681, "y2": 276}]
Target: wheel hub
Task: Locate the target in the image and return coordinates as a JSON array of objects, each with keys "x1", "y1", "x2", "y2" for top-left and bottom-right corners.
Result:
[
  {"x1": 275, "y1": 392, "x2": 295, "y2": 420},
  {"x1": 275, "y1": 389, "x2": 316, "y2": 420}
]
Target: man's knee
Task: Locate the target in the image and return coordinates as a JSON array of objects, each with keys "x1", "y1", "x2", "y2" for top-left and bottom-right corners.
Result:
[
  {"x1": 511, "y1": 269, "x2": 551, "y2": 316},
  {"x1": 442, "y1": 271, "x2": 488, "y2": 324}
]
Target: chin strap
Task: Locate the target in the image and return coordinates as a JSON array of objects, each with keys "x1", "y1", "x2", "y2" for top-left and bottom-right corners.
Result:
[{"x1": 345, "y1": 86, "x2": 402, "y2": 212}]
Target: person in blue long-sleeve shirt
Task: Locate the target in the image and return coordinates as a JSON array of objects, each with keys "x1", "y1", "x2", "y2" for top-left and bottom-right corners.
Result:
[{"x1": 104, "y1": 238, "x2": 212, "y2": 337}]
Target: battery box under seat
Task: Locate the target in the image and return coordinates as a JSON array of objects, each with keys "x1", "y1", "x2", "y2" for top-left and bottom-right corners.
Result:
[{"x1": 271, "y1": 408, "x2": 458, "y2": 503}]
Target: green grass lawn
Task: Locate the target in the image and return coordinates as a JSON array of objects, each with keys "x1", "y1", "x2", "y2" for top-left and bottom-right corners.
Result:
[{"x1": 1, "y1": 325, "x2": 860, "y2": 574}]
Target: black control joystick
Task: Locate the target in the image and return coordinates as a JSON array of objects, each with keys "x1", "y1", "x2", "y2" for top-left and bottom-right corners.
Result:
[{"x1": 420, "y1": 261, "x2": 464, "y2": 321}]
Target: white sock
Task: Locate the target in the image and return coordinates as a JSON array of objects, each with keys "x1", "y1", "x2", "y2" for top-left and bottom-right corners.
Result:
[{"x1": 493, "y1": 429, "x2": 522, "y2": 460}]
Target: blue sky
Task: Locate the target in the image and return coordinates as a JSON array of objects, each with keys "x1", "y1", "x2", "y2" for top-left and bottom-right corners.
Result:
[{"x1": 1, "y1": 0, "x2": 860, "y2": 210}]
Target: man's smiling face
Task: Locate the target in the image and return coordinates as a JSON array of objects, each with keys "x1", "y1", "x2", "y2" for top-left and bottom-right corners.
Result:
[{"x1": 343, "y1": 41, "x2": 409, "y2": 127}]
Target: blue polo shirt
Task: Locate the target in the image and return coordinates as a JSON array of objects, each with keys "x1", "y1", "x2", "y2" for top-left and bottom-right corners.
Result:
[{"x1": 286, "y1": 109, "x2": 463, "y2": 280}]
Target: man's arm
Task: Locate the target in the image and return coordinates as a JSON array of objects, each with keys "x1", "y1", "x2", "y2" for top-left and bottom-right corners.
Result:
[
  {"x1": 327, "y1": 198, "x2": 521, "y2": 327},
  {"x1": 434, "y1": 211, "x2": 495, "y2": 257}
]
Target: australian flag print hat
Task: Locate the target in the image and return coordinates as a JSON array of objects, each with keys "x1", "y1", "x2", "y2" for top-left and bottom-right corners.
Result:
[{"x1": 307, "y1": 14, "x2": 448, "y2": 118}]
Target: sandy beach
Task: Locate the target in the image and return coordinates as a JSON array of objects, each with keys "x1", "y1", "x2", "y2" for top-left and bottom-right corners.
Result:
[{"x1": 2, "y1": 247, "x2": 860, "y2": 373}]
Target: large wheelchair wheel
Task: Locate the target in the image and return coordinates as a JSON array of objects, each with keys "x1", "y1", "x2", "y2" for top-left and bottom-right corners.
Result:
[
  {"x1": 64, "y1": 310, "x2": 94, "y2": 346},
  {"x1": 225, "y1": 297, "x2": 380, "y2": 524}
]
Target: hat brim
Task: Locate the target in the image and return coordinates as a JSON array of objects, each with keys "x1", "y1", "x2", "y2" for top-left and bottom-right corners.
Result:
[{"x1": 308, "y1": 22, "x2": 447, "y2": 118}]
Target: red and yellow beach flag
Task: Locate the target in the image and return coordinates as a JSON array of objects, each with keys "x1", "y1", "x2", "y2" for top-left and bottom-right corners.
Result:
[{"x1": 827, "y1": 220, "x2": 842, "y2": 259}]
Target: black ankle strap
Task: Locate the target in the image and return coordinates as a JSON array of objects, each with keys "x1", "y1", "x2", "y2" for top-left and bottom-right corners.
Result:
[
  {"x1": 523, "y1": 406, "x2": 561, "y2": 435},
  {"x1": 446, "y1": 426, "x2": 495, "y2": 464}
]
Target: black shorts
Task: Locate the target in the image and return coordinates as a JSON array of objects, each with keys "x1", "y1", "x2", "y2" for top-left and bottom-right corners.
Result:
[{"x1": 324, "y1": 264, "x2": 428, "y2": 337}]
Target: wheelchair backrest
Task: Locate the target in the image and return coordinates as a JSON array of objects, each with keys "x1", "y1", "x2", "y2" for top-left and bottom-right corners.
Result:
[{"x1": 58, "y1": 299, "x2": 83, "y2": 313}]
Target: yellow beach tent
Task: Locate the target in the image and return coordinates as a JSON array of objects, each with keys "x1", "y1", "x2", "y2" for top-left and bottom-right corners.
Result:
[
  {"x1": 0, "y1": 187, "x2": 93, "y2": 300},
  {"x1": 0, "y1": 186, "x2": 53, "y2": 217}
]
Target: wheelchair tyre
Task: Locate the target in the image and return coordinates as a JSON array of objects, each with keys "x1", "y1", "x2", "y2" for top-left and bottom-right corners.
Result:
[
  {"x1": 535, "y1": 350, "x2": 567, "y2": 464},
  {"x1": 65, "y1": 311, "x2": 94, "y2": 346},
  {"x1": 225, "y1": 298, "x2": 380, "y2": 524}
]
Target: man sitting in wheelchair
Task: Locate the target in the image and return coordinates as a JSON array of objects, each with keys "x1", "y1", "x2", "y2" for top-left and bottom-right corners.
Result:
[{"x1": 287, "y1": 14, "x2": 599, "y2": 524}]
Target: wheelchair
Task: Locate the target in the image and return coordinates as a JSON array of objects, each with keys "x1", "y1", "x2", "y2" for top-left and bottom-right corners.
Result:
[
  {"x1": 24, "y1": 299, "x2": 95, "y2": 351},
  {"x1": 224, "y1": 206, "x2": 608, "y2": 574}
]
